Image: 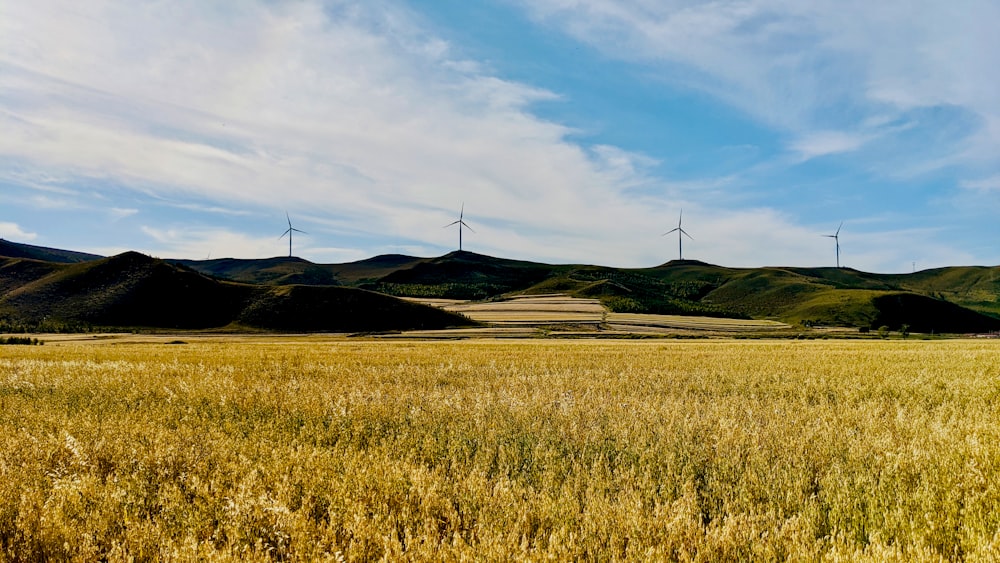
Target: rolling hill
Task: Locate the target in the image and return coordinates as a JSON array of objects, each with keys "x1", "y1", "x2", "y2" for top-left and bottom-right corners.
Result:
[
  {"x1": 171, "y1": 256, "x2": 341, "y2": 286},
  {"x1": 0, "y1": 252, "x2": 475, "y2": 332},
  {"x1": 0, "y1": 238, "x2": 102, "y2": 263},
  {"x1": 3, "y1": 238, "x2": 999, "y2": 334}
]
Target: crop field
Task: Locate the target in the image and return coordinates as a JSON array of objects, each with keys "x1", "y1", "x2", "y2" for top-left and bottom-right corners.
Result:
[
  {"x1": 406, "y1": 294, "x2": 793, "y2": 336},
  {"x1": 605, "y1": 313, "x2": 791, "y2": 332},
  {"x1": 409, "y1": 294, "x2": 606, "y2": 325},
  {"x1": 2, "y1": 339, "x2": 1000, "y2": 561}
]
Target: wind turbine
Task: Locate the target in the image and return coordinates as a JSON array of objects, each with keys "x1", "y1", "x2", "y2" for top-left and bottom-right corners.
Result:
[
  {"x1": 279, "y1": 212, "x2": 306, "y2": 258},
  {"x1": 662, "y1": 209, "x2": 693, "y2": 260},
  {"x1": 444, "y1": 203, "x2": 474, "y2": 252},
  {"x1": 824, "y1": 222, "x2": 843, "y2": 268}
]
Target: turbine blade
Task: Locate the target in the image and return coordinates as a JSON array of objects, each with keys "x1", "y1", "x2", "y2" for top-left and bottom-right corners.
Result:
[
  {"x1": 662, "y1": 228, "x2": 680, "y2": 236},
  {"x1": 680, "y1": 228, "x2": 693, "y2": 240},
  {"x1": 836, "y1": 221, "x2": 843, "y2": 236},
  {"x1": 444, "y1": 220, "x2": 461, "y2": 228}
]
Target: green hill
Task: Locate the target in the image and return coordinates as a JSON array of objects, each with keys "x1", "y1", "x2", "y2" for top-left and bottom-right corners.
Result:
[
  {"x1": 364, "y1": 251, "x2": 569, "y2": 299},
  {"x1": 0, "y1": 239, "x2": 102, "y2": 263},
  {"x1": 879, "y1": 266, "x2": 1000, "y2": 317},
  {"x1": 5, "y1": 240, "x2": 1000, "y2": 334},
  {"x1": 237, "y1": 284, "x2": 471, "y2": 332},
  {"x1": 329, "y1": 254, "x2": 427, "y2": 284},
  {"x1": 0, "y1": 252, "x2": 474, "y2": 332},
  {"x1": 172, "y1": 253, "x2": 428, "y2": 286},
  {"x1": 223, "y1": 252, "x2": 1000, "y2": 333},
  {"x1": 0, "y1": 257, "x2": 68, "y2": 294},
  {"x1": 172, "y1": 256, "x2": 341, "y2": 286}
]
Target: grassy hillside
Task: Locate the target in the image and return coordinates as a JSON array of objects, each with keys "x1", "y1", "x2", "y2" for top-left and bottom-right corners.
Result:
[
  {"x1": 238, "y1": 285, "x2": 472, "y2": 332},
  {"x1": 6, "y1": 240, "x2": 1000, "y2": 333},
  {"x1": 366, "y1": 251, "x2": 568, "y2": 299},
  {"x1": 0, "y1": 252, "x2": 475, "y2": 332},
  {"x1": 0, "y1": 238, "x2": 102, "y2": 263},
  {"x1": 329, "y1": 254, "x2": 427, "y2": 283},
  {"x1": 0, "y1": 257, "x2": 68, "y2": 294},
  {"x1": 639, "y1": 261, "x2": 1000, "y2": 331},
  {"x1": 1, "y1": 252, "x2": 251, "y2": 329},
  {"x1": 880, "y1": 266, "x2": 1000, "y2": 318},
  {"x1": 172, "y1": 257, "x2": 341, "y2": 286},
  {"x1": 174, "y1": 254, "x2": 428, "y2": 286}
]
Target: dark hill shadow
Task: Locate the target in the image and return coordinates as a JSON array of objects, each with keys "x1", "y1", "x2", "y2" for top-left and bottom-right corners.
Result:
[{"x1": 0, "y1": 252, "x2": 475, "y2": 332}]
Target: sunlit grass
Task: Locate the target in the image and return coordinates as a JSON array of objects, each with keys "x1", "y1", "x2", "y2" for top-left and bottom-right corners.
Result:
[{"x1": 2, "y1": 339, "x2": 999, "y2": 560}]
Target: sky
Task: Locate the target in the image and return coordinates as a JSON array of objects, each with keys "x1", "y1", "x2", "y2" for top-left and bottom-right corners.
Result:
[{"x1": 2, "y1": 1, "x2": 998, "y2": 271}]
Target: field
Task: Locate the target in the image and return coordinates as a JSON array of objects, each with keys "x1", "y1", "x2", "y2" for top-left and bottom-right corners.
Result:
[
  {"x1": 2, "y1": 338, "x2": 1000, "y2": 561},
  {"x1": 405, "y1": 294, "x2": 792, "y2": 336}
]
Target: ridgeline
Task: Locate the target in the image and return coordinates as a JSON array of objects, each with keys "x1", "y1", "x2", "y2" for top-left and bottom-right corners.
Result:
[{"x1": 2, "y1": 240, "x2": 999, "y2": 334}]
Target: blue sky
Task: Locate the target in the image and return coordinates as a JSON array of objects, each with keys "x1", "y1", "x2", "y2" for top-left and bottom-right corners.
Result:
[{"x1": 2, "y1": 0, "x2": 998, "y2": 271}]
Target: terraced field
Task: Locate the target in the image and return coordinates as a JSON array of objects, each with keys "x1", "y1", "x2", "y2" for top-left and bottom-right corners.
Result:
[
  {"x1": 606, "y1": 312, "x2": 790, "y2": 332},
  {"x1": 407, "y1": 294, "x2": 791, "y2": 336}
]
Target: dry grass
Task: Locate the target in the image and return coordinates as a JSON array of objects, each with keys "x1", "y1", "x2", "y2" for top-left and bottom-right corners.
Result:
[
  {"x1": 413, "y1": 294, "x2": 606, "y2": 326},
  {"x1": 408, "y1": 294, "x2": 791, "y2": 333},
  {"x1": 606, "y1": 312, "x2": 791, "y2": 332},
  {"x1": 2, "y1": 339, "x2": 1000, "y2": 561}
]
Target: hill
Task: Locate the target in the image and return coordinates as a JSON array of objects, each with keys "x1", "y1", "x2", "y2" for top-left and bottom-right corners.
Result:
[
  {"x1": 171, "y1": 256, "x2": 341, "y2": 286},
  {"x1": 113, "y1": 252, "x2": 1000, "y2": 333},
  {"x1": 0, "y1": 239, "x2": 102, "y2": 263},
  {"x1": 0, "y1": 257, "x2": 68, "y2": 294},
  {"x1": 172, "y1": 253, "x2": 427, "y2": 286},
  {"x1": 5, "y1": 239, "x2": 1000, "y2": 333},
  {"x1": 0, "y1": 252, "x2": 475, "y2": 332},
  {"x1": 638, "y1": 262, "x2": 1000, "y2": 332},
  {"x1": 365, "y1": 251, "x2": 569, "y2": 299}
]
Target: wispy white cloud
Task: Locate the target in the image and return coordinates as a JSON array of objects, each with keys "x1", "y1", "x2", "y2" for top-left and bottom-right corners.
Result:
[
  {"x1": 518, "y1": 0, "x2": 1000, "y2": 170},
  {"x1": 109, "y1": 207, "x2": 139, "y2": 220},
  {"x1": 162, "y1": 202, "x2": 255, "y2": 217},
  {"x1": 789, "y1": 130, "x2": 869, "y2": 160},
  {"x1": 0, "y1": 222, "x2": 38, "y2": 241},
  {"x1": 139, "y1": 225, "x2": 286, "y2": 261},
  {"x1": 961, "y1": 175, "x2": 1000, "y2": 192}
]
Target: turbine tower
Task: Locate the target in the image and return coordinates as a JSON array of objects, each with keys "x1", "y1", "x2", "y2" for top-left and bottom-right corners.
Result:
[
  {"x1": 662, "y1": 209, "x2": 693, "y2": 260},
  {"x1": 444, "y1": 203, "x2": 474, "y2": 251},
  {"x1": 279, "y1": 212, "x2": 306, "y2": 258},
  {"x1": 824, "y1": 222, "x2": 843, "y2": 268}
]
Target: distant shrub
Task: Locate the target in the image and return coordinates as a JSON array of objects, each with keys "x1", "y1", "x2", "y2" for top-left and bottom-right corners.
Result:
[
  {"x1": 0, "y1": 317, "x2": 94, "y2": 334},
  {"x1": 0, "y1": 336, "x2": 43, "y2": 345},
  {"x1": 602, "y1": 296, "x2": 645, "y2": 313},
  {"x1": 878, "y1": 325, "x2": 891, "y2": 339}
]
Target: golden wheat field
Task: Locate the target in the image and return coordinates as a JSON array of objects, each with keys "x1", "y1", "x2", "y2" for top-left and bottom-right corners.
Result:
[{"x1": 2, "y1": 338, "x2": 1000, "y2": 561}]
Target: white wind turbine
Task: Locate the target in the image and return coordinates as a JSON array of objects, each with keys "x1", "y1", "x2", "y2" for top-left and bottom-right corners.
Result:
[
  {"x1": 279, "y1": 212, "x2": 307, "y2": 257},
  {"x1": 662, "y1": 209, "x2": 693, "y2": 260},
  {"x1": 824, "y1": 222, "x2": 843, "y2": 268},
  {"x1": 444, "y1": 203, "x2": 474, "y2": 251}
]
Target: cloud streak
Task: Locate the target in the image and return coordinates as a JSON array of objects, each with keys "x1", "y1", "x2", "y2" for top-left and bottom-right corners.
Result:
[{"x1": 518, "y1": 0, "x2": 1000, "y2": 169}]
